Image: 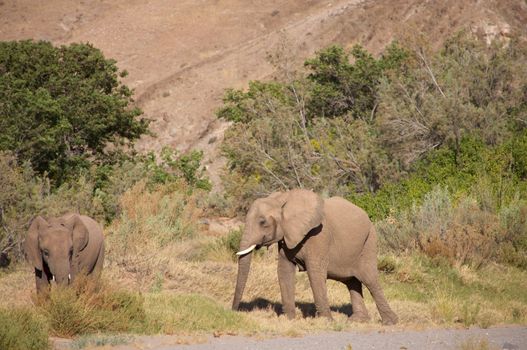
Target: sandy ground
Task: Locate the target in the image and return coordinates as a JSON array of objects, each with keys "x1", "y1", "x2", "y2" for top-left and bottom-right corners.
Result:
[{"x1": 53, "y1": 326, "x2": 527, "y2": 350}]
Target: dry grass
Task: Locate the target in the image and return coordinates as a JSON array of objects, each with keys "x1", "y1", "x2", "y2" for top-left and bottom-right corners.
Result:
[
  {"x1": 104, "y1": 180, "x2": 206, "y2": 287},
  {"x1": 378, "y1": 187, "x2": 527, "y2": 269},
  {"x1": 143, "y1": 293, "x2": 257, "y2": 334},
  {"x1": 1, "y1": 182, "x2": 526, "y2": 342},
  {"x1": 34, "y1": 276, "x2": 146, "y2": 337},
  {"x1": 0, "y1": 307, "x2": 50, "y2": 350},
  {"x1": 2, "y1": 249, "x2": 526, "y2": 341}
]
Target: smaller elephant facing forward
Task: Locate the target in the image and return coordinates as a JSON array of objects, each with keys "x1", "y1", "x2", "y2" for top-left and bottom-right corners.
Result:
[
  {"x1": 24, "y1": 213, "x2": 105, "y2": 294},
  {"x1": 232, "y1": 189, "x2": 398, "y2": 325}
]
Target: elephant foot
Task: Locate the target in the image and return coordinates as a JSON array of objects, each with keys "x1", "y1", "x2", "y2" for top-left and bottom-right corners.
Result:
[
  {"x1": 285, "y1": 311, "x2": 296, "y2": 320},
  {"x1": 349, "y1": 313, "x2": 370, "y2": 323},
  {"x1": 381, "y1": 312, "x2": 398, "y2": 326},
  {"x1": 317, "y1": 310, "x2": 333, "y2": 320}
]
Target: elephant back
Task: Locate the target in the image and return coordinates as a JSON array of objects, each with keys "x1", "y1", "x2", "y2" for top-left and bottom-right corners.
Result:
[{"x1": 324, "y1": 197, "x2": 372, "y2": 244}]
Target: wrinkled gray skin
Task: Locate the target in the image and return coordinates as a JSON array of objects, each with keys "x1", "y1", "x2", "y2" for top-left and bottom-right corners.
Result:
[
  {"x1": 232, "y1": 189, "x2": 398, "y2": 325},
  {"x1": 24, "y1": 213, "x2": 105, "y2": 294}
]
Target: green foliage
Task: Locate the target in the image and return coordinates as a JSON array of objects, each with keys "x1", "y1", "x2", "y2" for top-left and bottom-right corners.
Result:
[
  {"x1": 351, "y1": 135, "x2": 527, "y2": 220},
  {"x1": 217, "y1": 229, "x2": 243, "y2": 256},
  {"x1": 155, "y1": 148, "x2": 212, "y2": 190},
  {"x1": 217, "y1": 81, "x2": 291, "y2": 123},
  {"x1": 216, "y1": 42, "x2": 416, "y2": 211},
  {"x1": 377, "y1": 31, "x2": 527, "y2": 166},
  {"x1": 305, "y1": 43, "x2": 408, "y2": 119},
  {"x1": 0, "y1": 308, "x2": 50, "y2": 350},
  {"x1": 91, "y1": 148, "x2": 211, "y2": 222},
  {"x1": 0, "y1": 40, "x2": 149, "y2": 185}
]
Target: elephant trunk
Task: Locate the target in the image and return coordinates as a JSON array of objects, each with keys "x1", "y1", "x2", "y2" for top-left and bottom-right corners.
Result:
[
  {"x1": 49, "y1": 262, "x2": 71, "y2": 285},
  {"x1": 232, "y1": 251, "x2": 252, "y2": 310}
]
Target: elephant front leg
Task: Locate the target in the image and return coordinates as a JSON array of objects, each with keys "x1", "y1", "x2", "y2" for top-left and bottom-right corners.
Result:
[
  {"x1": 306, "y1": 260, "x2": 332, "y2": 319},
  {"x1": 277, "y1": 252, "x2": 296, "y2": 319}
]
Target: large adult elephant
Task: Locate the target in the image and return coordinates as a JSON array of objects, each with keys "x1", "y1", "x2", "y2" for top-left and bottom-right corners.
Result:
[
  {"x1": 24, "y1": 213, "x2": 105, "y2": 294},
  {"x1": 232, "y1": 189, "x2": 398, "y2": 325}
]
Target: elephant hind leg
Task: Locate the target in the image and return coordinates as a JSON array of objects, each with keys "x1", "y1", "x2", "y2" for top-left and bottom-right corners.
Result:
[
  {"x1": 359, "y1": 271, "x2": 398, "y2": 325},
  {"x1": 356, "y1": 226, "x2": 398, "y2": 325},
  {"x1": 345, "y1": 277, "x2": 370, "y2": 322}
]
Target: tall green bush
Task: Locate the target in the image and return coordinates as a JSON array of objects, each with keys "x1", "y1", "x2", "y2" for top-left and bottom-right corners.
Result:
[{"x1": 0, "y1": 40, "x2": 149, "y2": 185}]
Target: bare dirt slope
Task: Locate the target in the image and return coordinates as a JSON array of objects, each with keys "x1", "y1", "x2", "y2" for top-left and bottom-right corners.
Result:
[{"x1": 1, "y1": 0, "x2": 526, "y2": 185}]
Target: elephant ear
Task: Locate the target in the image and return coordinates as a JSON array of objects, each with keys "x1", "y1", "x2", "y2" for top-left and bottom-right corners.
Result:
[
  {"x1": 24, "y1": 216, "x2": 48, "y2": 271},
  {"x1": 281, "y1": 189, "x2": 324, "y2": 249},
  {"x1": 65, "y1": 215, "x2": 89, "y2": 252}
]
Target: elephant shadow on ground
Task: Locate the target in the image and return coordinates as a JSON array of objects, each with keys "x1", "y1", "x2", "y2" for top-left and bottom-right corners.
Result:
[{"x1": 239, "y1": 298, "x2": 353, "y2": 318}]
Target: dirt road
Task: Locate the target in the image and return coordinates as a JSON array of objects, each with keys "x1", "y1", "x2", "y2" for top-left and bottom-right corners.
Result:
[{"x1": 59, "y1": 326, "x2": 527, "y2": 350}]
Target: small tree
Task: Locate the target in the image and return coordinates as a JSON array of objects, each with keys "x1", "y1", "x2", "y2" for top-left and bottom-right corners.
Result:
[
  {"x1": 0, "y1": 40, "x2": 149, "y2": 185},
  {"x1": 377, "y1": 32, "x2": 527, "y2": 166}
]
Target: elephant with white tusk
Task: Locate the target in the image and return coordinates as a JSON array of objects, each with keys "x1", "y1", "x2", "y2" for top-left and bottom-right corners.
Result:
[
  {"x1": 24, "y1": 213, "x2": 105, "y2": 294},
  {"x1": 232, "y1": 189, "x2": 398, "y2": 325}
]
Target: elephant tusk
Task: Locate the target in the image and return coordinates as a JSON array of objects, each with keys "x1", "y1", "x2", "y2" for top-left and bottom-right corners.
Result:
[
  {"x1": 52, "y1": 275, "x2": 55, "y2": 282},
  {"x1": 68, "y1": 274, "x2": 71, "y2": 280},
  {"x1": 236, "y1": 244, "x2": 257, "y2": 256}
]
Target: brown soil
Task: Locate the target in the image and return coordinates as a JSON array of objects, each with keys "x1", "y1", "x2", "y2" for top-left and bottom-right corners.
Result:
[{"x1": 1, "y1": 0, "x2": 526, "y2": 186}]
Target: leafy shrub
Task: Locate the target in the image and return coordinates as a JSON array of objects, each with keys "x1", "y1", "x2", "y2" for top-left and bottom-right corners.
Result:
[
  {"x1": 0, "y1": 308, "x2": 49, "y2": 350},
  {"x1": 350, "y1": 135, "x2": 527, "y2": 220},
  {"x1": 377, "y1": 32, "x2": 527, "y2": 167},
  {"x1": 91, "y1": 148, "x2": 211, "y2": 222},
  {"x1": 497, "y1": 200, "x2": 527, "y2": 268},
  {"x1": 219, "y1": 43, "x2": 408, "y2": 211},
  {"x1": 418, "y1": 198, "x2": 501, "y2": 268},
  {"x1": 377, "y1": 255, "x2": 398, "y2": 274},
  {"x1": 220, "y1": 229, "x2": 243, "y2": 255},
  {"x1": 36, "y1": 276, "x2": 146, "y2": 337},
  {"x1": 304, "y1": 43, "x2": 408, "y2": 119},
  {"x1": 377, "y1": 186, "x2": 527, "y2": 268},
  {"x1": 0, "y1": 40, "x2": 149, "y2": 185}
]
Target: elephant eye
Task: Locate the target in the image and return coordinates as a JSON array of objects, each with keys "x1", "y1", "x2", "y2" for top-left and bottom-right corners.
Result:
[
  {"x1": 42, "y1": 250, "x2": 49, "y2": 257},
  {"x1": 259, "y1": 218, "x2": 266, "y2": 226}
]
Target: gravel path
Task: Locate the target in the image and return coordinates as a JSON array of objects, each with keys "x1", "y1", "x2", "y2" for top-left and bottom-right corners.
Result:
[{"x1": 102, "y1": 326, "x2": 527, "y2": 350}]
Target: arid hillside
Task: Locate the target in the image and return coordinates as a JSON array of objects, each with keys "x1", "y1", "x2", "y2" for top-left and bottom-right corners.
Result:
[{"x1": 2, "y1": 0, "x2": 526, "y2": 184}]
